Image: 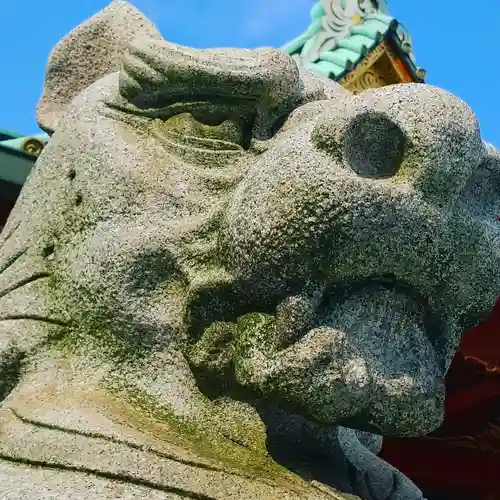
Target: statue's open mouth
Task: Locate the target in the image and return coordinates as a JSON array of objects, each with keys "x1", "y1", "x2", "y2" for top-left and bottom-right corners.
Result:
[{"x1": 186, "y1": 275, "x2": 448, "y2": 437}]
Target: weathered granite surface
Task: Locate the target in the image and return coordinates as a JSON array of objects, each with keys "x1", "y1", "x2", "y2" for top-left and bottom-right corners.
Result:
[{"x1": 0, "y1": 2, "x2": 498, "y2": 499}]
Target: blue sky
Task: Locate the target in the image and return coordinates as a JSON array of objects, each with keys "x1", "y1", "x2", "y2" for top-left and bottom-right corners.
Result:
[{"x1": 1, "y1": 0, "x2": 499, "y2": 145}]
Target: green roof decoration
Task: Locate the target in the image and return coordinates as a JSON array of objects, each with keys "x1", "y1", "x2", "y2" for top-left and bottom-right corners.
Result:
[
  {"x1": 0, "y1": 132, "x2": 49, "y2": 186},
  {"x1": 0, "y1": 133, "x2": 49, "y2": 157},
  {"x1": 283, "y1": 0, "x2": 425, "y2": 82},
  {"x1": 485, "y1": 142, "x2": 498, "y2": 154},
  {"x1": 0, "y1": 129, "x2": 23, "y2": 142}
]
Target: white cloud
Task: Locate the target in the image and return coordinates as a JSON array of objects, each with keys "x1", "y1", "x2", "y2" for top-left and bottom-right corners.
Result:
[
  {"x1": 126, "y1": 0, "x2": 313, "y2": 47},
  {"x1": 242, "y1": 0, "x2": 312, "y2": 39}
]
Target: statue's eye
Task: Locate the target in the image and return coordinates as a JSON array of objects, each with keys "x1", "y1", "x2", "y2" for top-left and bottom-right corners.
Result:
[{"x1": 151, "y1": 111, "x2": 248, "y2": 153}]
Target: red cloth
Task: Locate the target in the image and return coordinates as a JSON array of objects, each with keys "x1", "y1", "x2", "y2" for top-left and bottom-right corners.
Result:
[{"x1": 381, "y1": 298, "x2": 500, "y2": 500}]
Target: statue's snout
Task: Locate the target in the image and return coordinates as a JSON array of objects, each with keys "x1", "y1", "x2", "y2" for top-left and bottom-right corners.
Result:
[{"x1": 223, "y1": 84, "x2": 500, "y2": 369}]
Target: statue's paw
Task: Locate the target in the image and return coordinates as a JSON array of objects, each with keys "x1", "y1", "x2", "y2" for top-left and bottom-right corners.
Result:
[
  {"x1": 358, "y1": 467, "x2": 425, "y2": 500},
  {"x1": 338, "y1": 428, "x2": 424, "y2": 500}
]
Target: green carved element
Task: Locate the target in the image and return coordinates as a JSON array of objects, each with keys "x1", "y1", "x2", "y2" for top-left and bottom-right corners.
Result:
[
  {"x1": 283, "y1": 0, "x2": 425, "y2": 82},
  {"x1": 0, "y1": 132, "x2": 49, "y2": 185}
]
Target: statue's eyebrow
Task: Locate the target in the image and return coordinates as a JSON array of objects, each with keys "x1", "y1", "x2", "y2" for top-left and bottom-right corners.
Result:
[{"x1": 119, "y1": 38, "x2": 302, "y2": 110}]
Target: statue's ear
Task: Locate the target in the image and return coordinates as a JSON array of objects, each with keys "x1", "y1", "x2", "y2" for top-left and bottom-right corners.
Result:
[{"x1": 36, "y1": 0, "x2": 162, "y2": 135}]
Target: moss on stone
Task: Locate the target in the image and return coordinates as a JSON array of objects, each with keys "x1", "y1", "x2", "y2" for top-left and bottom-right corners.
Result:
[{"x1": 112, "y1": 382, "x2": 302, "y2": 488}]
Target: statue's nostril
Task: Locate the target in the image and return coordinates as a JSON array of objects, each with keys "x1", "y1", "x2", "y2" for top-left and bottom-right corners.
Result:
[{"x1": 344, "y1": 111, "x2": 406, "y2": 179}]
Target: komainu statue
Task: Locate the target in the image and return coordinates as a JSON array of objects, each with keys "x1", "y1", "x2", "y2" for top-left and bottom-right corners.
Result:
[{"x1": 0, "y1": 2, "x2": 498, "y2": 499}]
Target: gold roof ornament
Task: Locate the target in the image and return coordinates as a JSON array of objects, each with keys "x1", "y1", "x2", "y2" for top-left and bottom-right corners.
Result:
[{"x1": 283, "y1": 0, "x2": 426, "y2": 91}]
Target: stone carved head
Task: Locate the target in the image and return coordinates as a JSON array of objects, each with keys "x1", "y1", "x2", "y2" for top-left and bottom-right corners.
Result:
[{"x1": 0, "y1": 2, "x2": 499, "y2": 499}]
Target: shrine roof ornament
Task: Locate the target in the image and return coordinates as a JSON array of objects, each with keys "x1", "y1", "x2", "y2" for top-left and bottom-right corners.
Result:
[
  {"x1": 0, "y1": 127, "x2": 49, "y2": 157},
  {"x1": 0, "y1": 130, "x2": 49, "y2": 186},
  {"x1": 283, "y1": 0, "x2": 426, "y2": 82},
  {"x1": 0, "y1": 133, "x2": 49, "y2": 158}
]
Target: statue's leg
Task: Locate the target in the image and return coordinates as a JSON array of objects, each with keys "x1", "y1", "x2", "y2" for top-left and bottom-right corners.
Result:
[{"x1": 335, "y1": 427, "x2": 425, "y2": 500}]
